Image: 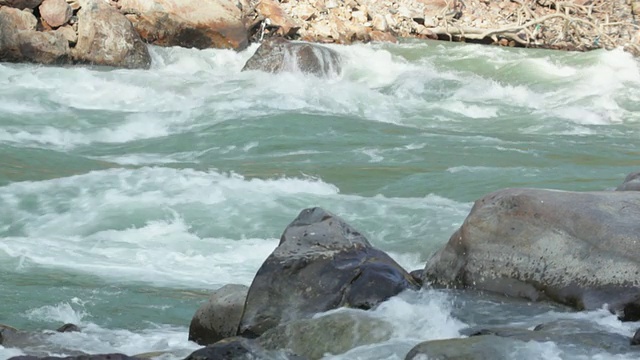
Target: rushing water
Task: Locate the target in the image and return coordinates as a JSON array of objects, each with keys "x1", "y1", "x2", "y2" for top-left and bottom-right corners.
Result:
[{"x1": 1, "y1": 40, "x2": 639, "y2": 359}]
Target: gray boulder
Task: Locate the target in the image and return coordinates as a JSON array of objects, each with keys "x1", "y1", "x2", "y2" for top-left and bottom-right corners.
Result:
[
  {"x1": 238, "y1": 207, "x2": 418, "y2": 337},
  {"x1": 242, "y1": 37, "x2": 342, "y2": 77},
  {"x1": 424, "y1": 188, "x2": 640, "y2": 319},
  {"x1": 616, "y1": 171, "x2": 640, "y2": 191},
  {"x1": 258, "y1": 310, "x2": 393, "y2": 359},
  {"x1": 73, "y1": 0, "x2": 151, "y2": 69},
  {"x1": 188, "y1": 284, "x2": 249, "y2": 346},
  {"x1": 0, "y1": 6, "x2": 70, "y2": 64}
]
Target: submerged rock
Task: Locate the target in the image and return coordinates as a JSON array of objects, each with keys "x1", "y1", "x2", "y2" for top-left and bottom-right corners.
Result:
[
  {"x1": 258, "y1": 309, "x2": 393, "y2": 359},
  {"x1": 117, "y1": 0, "x2": 249, "y2": 50},
  {"x1": 424, "y1": 188, "x2": 640, "y2": 319},
  {"x1": 73, "y1": 0, "x2": 151, "y2": 69},
  {"x1": 616, "y1": 171, "x2": 640, "y2": 191},
  {"x1": 189, "y1": 284, "x2": 249, "y2": 346},
  {"x1": 56, "y1": 323, "x2": 80, "y2": 333},
  {"x1": 184, "y1": 337, "x2": 304, "y2": 360},
  {"x1": 405, "y1": 335, "x2": 520, "y2": 360},
  {"x1": 241, "y1": 37, "x2": 342, "y2": 77},
  {"x1": 238, "y1": 207, "x2": 417, "y2": 337}
]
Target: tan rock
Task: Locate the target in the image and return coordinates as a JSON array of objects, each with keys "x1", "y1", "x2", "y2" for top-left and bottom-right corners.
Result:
[
  {"x1": 256, "y1": 0, "x2": 300, "y2": 37},
  {"x1": 0, "y1": 5, "x2": 37, "y2": 30},
  {"x1": 350, "y1": 10, "x2": 367, "y2": 23},
  {"x1": 369, "y1": 29, "x2": 397, "y2": 43},
  {"x1": 55, "y1": 24, "x2": 77, "y2": 44},
  {"x1": 66, "y1": 0, "x2": 80, "y2": 11},
  {"x1": 0, "y1": 0, "x2": 42, "y2": 9},
  {"x1": 73, "y1": 0, "x2": 150, "y2": 68},
  {"x1": 39, "y1": 0, "x2": 72, "y2": 27},
  {"x1": 372, "y1": 13, "x2": 387, "y2": 31},
  {"x1": 291, "y1": 3, "x2": 316, "y2": 20},
  {"x1": 0, "y1": 7, "x2": 70, "y2": 64},
  {"x1": 118, "y1": 0, "x2": 248, "y2": 50}
]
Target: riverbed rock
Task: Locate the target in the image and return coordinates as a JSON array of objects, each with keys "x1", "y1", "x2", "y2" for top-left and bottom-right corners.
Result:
[
  {"x1": 0, "y1": 0, "x2": 42, "y2": 9},
  {"x1": 258, "y1": 309, "x2": 393, "y2": 359},
  {"x1": 39, "y1": 0, "x2": 73, "y2": 28},
  {"x1": 424, "y1": 188, "x2": 640, "y2": 319},
  {"x1": 241, "y1": 37, "x2": 342, "y2": 77},
  {"x1": 0, "y1": 7, "x2": 70, "y2": 64},
  {"x1": 616, "y1": 171, "x2": 640, "y2": 191},
  {"x1": 117, "y1": 0, "x2": 249, "y2": 50},
  {"x1": 238, "y1": 207, "x2": 418, "y2": 337},
  {"x1": 73, "y1": 0, "x2": 151, "y2": 69},
  {"x1": 184, "y1": 337, "x2": 304, "y2": 360},
  {"x1": 405, "y1": 335, "x2": 521, "y2": 360},
  {"x1": 188, "y1": 284, "x2": 249, "y2": 346}
]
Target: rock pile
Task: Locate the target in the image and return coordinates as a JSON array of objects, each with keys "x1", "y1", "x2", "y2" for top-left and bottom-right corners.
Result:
[{"x1": 0, "y1": 0, "x2": 150, "y2": 68}]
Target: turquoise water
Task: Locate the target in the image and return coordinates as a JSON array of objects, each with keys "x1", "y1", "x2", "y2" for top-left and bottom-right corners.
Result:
[{"x1": 1, "y1": 40, "x2": 639, "y2": 359}]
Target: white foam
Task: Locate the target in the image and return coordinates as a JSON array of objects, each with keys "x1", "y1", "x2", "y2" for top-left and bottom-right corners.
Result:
[
  {"x1": 25, "y1": 302, "x2": 88, "y2": 325},
  {"x1": 0, "y1": 168, "x2": 341, "y2": 287},
  {"x1": 372, "y1": 290, "x2": 467, "y2": 341}
]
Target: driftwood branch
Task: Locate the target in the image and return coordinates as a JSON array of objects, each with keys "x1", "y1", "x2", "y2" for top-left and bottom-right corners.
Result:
[{"x1": 429, "y1": 0, "x2": 631, "y2": 50}]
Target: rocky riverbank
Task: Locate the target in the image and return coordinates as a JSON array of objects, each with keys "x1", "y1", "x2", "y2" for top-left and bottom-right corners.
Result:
[{"x1": 1, "y1": 0, "x2": 639, "y2": 69}]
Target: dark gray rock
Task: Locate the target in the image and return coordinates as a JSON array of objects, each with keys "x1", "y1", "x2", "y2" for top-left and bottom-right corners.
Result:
[
  {"x1": 188, "y1": 284, "x2": 249, "y2": 345},
  {"x1": 184, "y1": 337, "x2": 304, "y2": 360},
  {"x1": 258, "y1": 310, "x2": 393, "y2": 359},
  {"x1": 56, "y1": 323, "x2": 80, "y2": 333},
  {"x1": 409, "y1": 269, "x2": 424, "y2": 287},
  {"x1": 242, "y1": 37, "x2": 341, "y2": 77},
  {"x1": 616, "y1": 171, "x2": 640, "y2": 191},
  {"x1": 632, "y1": 328, "x2": 640, "y2": 345},
  {"x1": 238, "y1": 207, "x2": 418, "y2": 337},
  {"x1": 424, "y1": 188, "x2": 640, "y2": 319}
]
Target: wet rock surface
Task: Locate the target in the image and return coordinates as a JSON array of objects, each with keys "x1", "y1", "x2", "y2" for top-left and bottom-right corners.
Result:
[
  {"x1": 238, "y1": 207, "x2": 418, "y2": 337},
  {"x1": 188, "y1": 284, "x2": 249, "y2": 346},
  {"x1": 424, "y1": 188, "x2": 640, "y2": 317},
  {"x1": 242, "y1": 37, "x2": 341, "y2": 77}
]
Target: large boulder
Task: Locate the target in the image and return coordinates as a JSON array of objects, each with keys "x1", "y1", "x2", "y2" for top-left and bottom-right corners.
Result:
[
  {"x1": 117, "y1": 0, "x2": 249, "y2": 50},
  {"x1": 424, "y1": 188, "x2": 640, "y2": 319},
  {"x1": 616, "y1": 171, "x2": 640, "y2": 191},
  {"x1": 238, "y1": 207, "x2": 418, "y2": 338},
  {"x1": 188, "y1": 284, "x2": 249, "y2": 346},
  {"x1": 0, "y1": 6, "x2": 70, "y2": 64},
  {"x1": 241, "y1": 37, "x2": 342, "y2": 77},
  {"x1": 73, "y1": 0, "x2": 151, "y2": 69}
]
